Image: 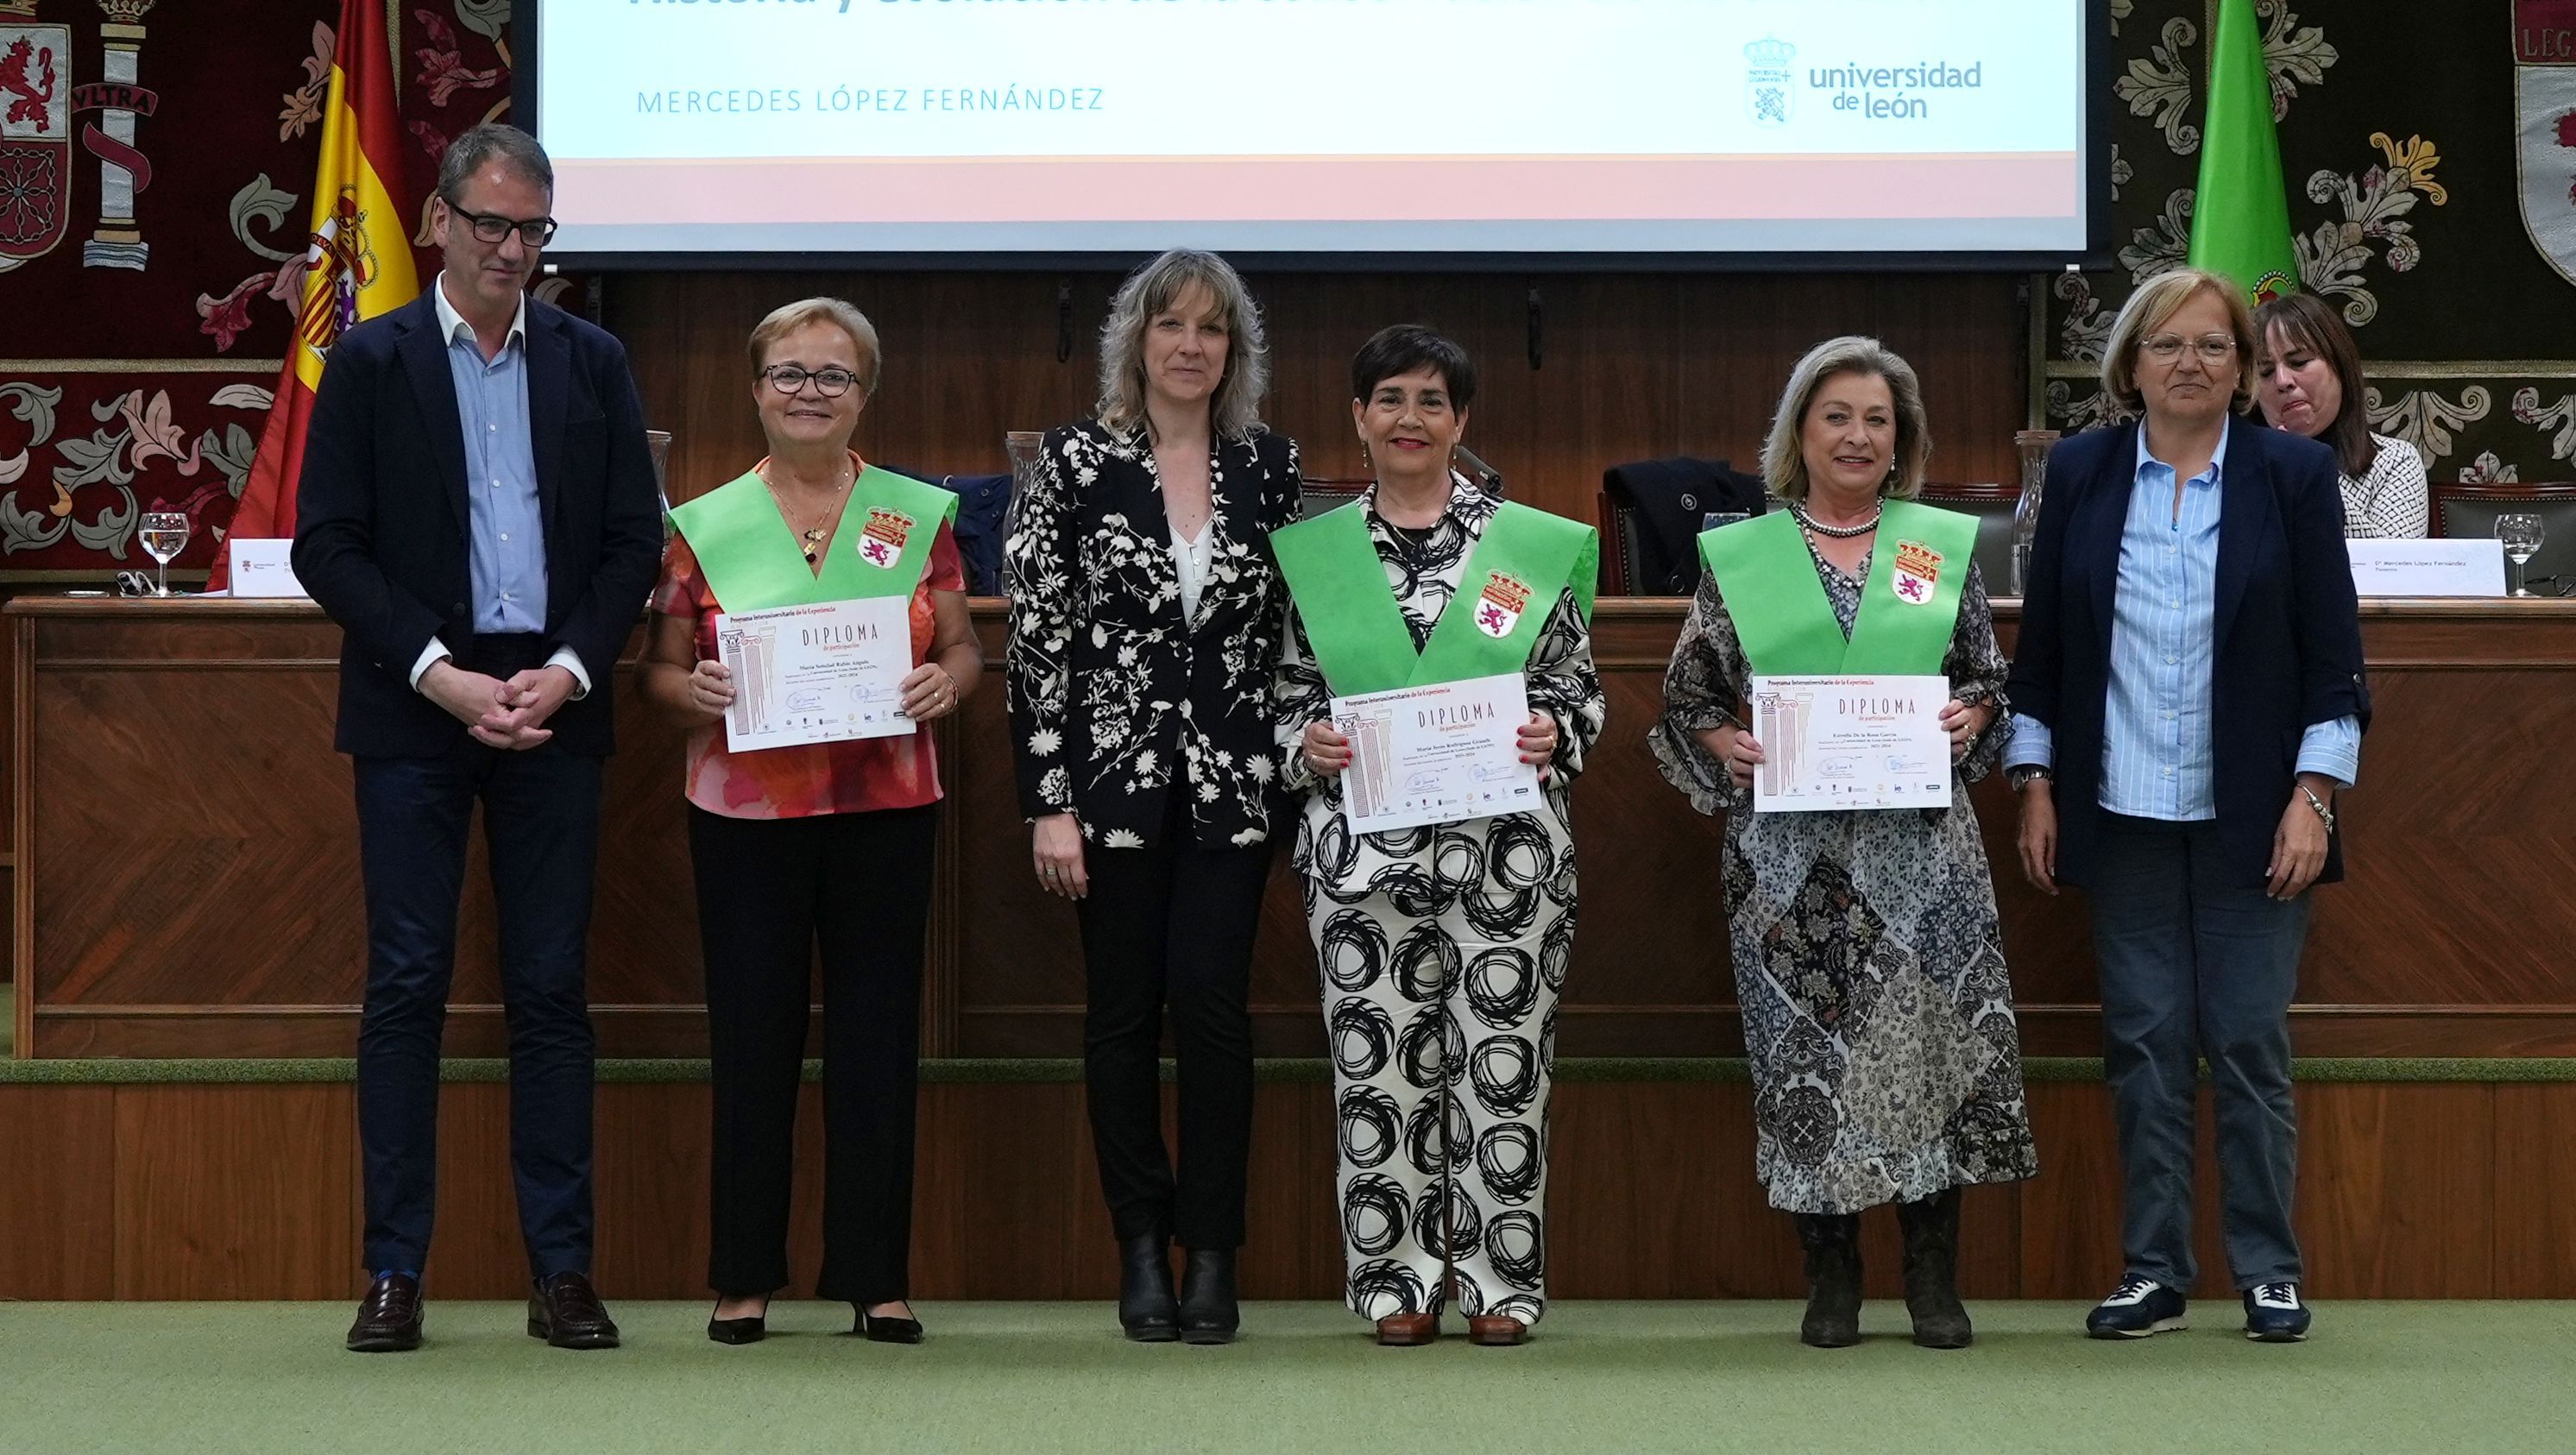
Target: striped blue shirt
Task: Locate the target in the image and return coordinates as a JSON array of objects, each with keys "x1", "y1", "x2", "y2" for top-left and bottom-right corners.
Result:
[
  {"x1": 437, "y1": 281, "x2": 548, "y2": 635},
  {"x1": 2006, "y1": 420, "x2": 2359, "y2": 816}
]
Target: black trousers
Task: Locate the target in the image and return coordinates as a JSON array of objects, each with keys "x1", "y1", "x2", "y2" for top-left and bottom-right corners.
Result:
[
  {"x1": 690, "y1": 801, "x2": 938, "y2": 1304},
  {"x1": 354, "y1": 647, "x2": 604, "y2": 1280},
  {"x1": 1074, "y1": 797, "x2": 1272, "y2": 1250}
]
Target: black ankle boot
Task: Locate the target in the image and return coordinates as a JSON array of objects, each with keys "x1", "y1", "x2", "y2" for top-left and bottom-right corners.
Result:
[
  {"x1": 1795, "y1": 1212, "x2": 1862, "y2": 1348},
  {"x1": 1118, "y1": 1234, "x2": 1179, "y2": 1343},
  {"x1": 1176, "y1": 1248, "x2": 1240, "y2": 1345},
  {"x1": 1897, "y1": 1187, "x2": 1973, "y2": 1349}
]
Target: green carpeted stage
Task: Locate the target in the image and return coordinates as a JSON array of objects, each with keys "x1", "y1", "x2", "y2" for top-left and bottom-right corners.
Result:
[{"x1": 4, "y1": 1301, "x2": 2570, "y2": 1453}]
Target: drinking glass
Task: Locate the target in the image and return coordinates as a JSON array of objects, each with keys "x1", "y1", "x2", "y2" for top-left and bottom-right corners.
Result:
[
  {"x1": 2497, "y1": 513, "x2": 2545, "y2": 597},
  {"x1": 138, "y1": 511, "x2": 190, "y2": 598}
]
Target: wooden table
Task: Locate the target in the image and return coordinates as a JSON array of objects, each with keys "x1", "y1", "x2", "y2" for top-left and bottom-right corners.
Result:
[{"x1": 13, "y1": 595, "x2": 2576, "y2": 1061}]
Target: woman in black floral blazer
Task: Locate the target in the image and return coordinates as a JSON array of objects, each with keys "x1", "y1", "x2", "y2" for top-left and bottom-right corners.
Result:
[{"x1": 1004, "y1": 249, "x2": 1301, "y2": 1345}]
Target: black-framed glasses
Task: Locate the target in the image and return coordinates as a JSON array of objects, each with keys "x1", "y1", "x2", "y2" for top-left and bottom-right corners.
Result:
[
  {"x1": 762, "y1": 364, "x2": 858, "y2": 397},
  {"x1": 446, "y1": 203, "x2": 557, "y2": 248},
  {"x1": 2518, "y1": 573, "x2": 2576, "y2": 598}
]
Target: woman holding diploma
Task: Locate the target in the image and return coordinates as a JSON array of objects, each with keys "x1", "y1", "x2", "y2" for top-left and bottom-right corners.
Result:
[
  {"x1": 2009, "y1": 270, "x2": 2365, "y2": 1345},
  {"x1": 1275, "y1": 326, "x2": 1604, "y2": 1348},
  {"x1": 1004, "y1": 249, "x2": 1304, "y2": 1345},
  {"x1": 1649, "y1": 336, "x2": 2034, "y2": 1351},
  {"x1": 640, "y1": 298, "x2": 978, "y2": 1346}
]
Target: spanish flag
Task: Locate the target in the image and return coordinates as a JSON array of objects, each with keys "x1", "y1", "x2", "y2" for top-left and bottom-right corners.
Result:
[{"x1": 211, "y1": 0, "x2": 419, "y2": 589}]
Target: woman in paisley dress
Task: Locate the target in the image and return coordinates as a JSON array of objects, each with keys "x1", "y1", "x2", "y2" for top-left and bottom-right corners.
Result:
[
  {"x1": 1004, "y1": 249, "x2": 1302, "y2": 1345},
  {"x1": 1650, "y1": 336, "x2": 2036, "y2": 1350}
]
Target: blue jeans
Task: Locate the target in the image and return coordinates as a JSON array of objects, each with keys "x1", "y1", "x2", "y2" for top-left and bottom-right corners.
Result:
[
  {"x1": 2089, "y1": 814, "x2": 2308, "y2": 1291},
  {"x1": 353, "y1": 738, "x2": 603, "y2": 1281}
]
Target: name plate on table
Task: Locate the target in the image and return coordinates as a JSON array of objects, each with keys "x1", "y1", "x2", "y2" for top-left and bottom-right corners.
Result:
[
  {"x1": 227, "y1": 538, "x2": 309, "y2": 598},
  {"x1": 1749, "y1": 674, "x2": 1950, "y2": 813},
  {"x1": 2346, "y1": 538, "x2": 2505, "y2": 597},
  {"x1": 1331, "y1": 671, "x2": 1544, "y2": 835},
  {"x1": 715, "y1": 596, "x2": 914, "y2": 753}
]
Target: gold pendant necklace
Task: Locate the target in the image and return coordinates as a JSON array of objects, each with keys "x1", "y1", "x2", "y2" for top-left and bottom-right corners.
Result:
[{"x1": 760, "y1": 461, "x2": 855, "y2": 564}]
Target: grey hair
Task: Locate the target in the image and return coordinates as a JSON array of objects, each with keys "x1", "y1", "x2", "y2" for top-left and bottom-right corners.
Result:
[
  {"x1": 1096, "y1": 249, "x2": 1269, "y2": 442},
  {"x1": 437, "y1": 123, "x2": 552, "y2": 202},
  {"x1": 1760, "y1": 335, "x2": 1934, "y2": 503},
  {"x1": 747, "y1": 297, "x2": 883, "y2": 400}
]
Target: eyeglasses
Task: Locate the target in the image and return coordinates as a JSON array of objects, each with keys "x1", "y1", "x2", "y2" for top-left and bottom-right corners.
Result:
[
  {"x1": 761, "y1": 364, "x2": 859, "y2": 397},
  {"x1": 445, "y1": 202, "x2": 557, "y2": 248},
  {"x1": 2141, "y1": 333, "x2": 2239, "y2": 364}
]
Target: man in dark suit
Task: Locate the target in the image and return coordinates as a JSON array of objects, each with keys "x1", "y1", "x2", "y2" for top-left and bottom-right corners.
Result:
[{"x1": 293, "y1": 123, "x2": 662, "y2": 1353}]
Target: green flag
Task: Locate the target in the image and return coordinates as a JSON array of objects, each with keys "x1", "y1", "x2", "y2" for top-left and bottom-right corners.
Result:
[{"x1": 2186, "y1": 0, "x2": 2299, "y2": 302}]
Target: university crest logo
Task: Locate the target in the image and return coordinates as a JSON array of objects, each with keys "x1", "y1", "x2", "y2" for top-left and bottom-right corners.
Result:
[
  {"x1": 1744, "y1": 37, "x2": 1794, "y2": 129},
  {"x1": 0, "y1": 3, "x2": 72, "y2": 269},
  {"x1": 1474, "y1": 570, "x2": 1531, "y2": 639},
  {"x1": 859, "y1": 507, "x2": 913, "y2": 568},
  {"x1": 1892, "y1": 540, "x2": 1943, "y2": 605}
]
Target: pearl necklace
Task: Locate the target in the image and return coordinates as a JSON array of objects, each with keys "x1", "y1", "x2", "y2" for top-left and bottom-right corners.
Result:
[{"x1": 1792, "y1": 503, "x2": 1881, "y2": 539}]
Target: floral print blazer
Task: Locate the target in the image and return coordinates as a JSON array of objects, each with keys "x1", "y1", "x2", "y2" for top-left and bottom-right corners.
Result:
[{"x1": 1005, "y1": 419, "x2": 1305, "y2": 848}]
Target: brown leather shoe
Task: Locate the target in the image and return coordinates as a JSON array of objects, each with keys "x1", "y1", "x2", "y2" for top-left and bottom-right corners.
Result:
[
  {"x1": 1375, "y1": 1312, "x2": 1439, "y2": 1346},
  {"x1": 1467, "y1": 1315, "x2": 1528, "y2": 1347},
  {"x1": 527, "y1": 1271, "x2": 621, "y2": 1350},
  {"x1": 346, "y1": 1273, "x2": 423, "y2": 1353}
]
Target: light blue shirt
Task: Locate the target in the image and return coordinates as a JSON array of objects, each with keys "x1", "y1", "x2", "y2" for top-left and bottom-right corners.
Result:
[
  {"x1": 409, "y1": 277, "x2": 589, "y2": 696},
  {"x1": 2006, "y1": 420, "x2": 2359, "y2": 816}
]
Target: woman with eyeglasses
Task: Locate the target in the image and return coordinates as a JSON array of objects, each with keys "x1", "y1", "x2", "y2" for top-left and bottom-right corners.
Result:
[
  {"x1": 639, "y1": 297, "x2": 979, "y2": 1346},
  {"x1": 2007, "y1": 268, "x2": 2367, "y2": 1345}
]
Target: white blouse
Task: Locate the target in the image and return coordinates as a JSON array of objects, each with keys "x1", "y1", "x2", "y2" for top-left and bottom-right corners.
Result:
[
  {"x1": 2341, "y1": 433, "x2": 2430, "y2": 539},
  {"x1": 1171, "y1": 521, "x2": 1214, "y2": 628}
]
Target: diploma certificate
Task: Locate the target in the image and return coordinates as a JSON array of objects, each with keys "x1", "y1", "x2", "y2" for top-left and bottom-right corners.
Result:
[
  {"x1": 1332, "y1": 671, "x2": 1544, "y2": 835},
  {"x1": 715, "y1": 596, "x2": 915, "y2": 752},
  {"x1": 1748, "y1": 674, "x2": 1951, "y2": 813}
]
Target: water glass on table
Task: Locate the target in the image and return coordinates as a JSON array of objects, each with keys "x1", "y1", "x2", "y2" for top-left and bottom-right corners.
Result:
[
  {"x1": 2496, "y1": 513, "x2": 2545, "y2": 597},
  {"x1": 138, "y1": 512, "x2": 191, "y2": 598}
]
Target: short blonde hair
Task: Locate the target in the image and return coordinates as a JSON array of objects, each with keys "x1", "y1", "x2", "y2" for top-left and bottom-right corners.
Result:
[
  {"x1": 746, "y1": 297, "x2": 882, "y2": 399},
  {"x1": 1760, "y1": 336, "x2": 1932, "y2": 502},
  {"x1": 1097, "y1": 249, "x2": 1270, "y2": 442},
  {"x1": 2099, "y1": 268, "x2": 2258, "y2": 412}
]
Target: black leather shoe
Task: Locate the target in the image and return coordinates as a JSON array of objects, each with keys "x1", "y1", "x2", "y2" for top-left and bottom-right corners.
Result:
[
  {"x1": 346, "y1": 1273, "x2": 423, "y2": 1353},
  {"x1": 859, "y1": 1305, "x2": 926, "y2": 1345},
  {"x1": 1176, "y1": 1248, "x2": 1240, "y2": 1345},
  {"x1": 1118, "y1": 1234, "x2": 1179, "y2": 1343},
  {"x1": 527, "y1": 1271, "x2": 621, "y2": 1350},
  {"x1": 708, "y1": 1298, "x2": 767, "y2": 1345}
]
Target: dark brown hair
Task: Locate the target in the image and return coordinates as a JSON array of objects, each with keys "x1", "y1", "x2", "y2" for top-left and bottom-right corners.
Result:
[{"x1": 2253, "y1": 290, "x2": 2378, "y2": 478}]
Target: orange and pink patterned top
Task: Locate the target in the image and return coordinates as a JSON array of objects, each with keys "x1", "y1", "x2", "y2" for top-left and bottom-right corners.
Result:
[{"x1": 651, "y1": 488, "x2": 966, "y2": 821}]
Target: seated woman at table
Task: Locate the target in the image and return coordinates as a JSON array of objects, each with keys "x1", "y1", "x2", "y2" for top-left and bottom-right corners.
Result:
[
  {"x1": 1275, "y1": 325, "x2": 1605, "y2": 1348},
  {"x1": 639, "y1": 297, "x2": 980, "y2": 1346},
  {"x1": 1648, "y1": 335, "x2": 2036, "y2": 1351},
  {"x1": 2253, "y1": 289, "x2": 2429, "y2": 539}
]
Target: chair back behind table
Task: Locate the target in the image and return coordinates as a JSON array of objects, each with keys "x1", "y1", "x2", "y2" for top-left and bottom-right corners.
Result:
[
  {"x1": 2434, "y1": 482, "x2": 2576, "y2": 588},
  {"x1": 1916, "y1": 482, "x2": 2023, "y2": 596}
]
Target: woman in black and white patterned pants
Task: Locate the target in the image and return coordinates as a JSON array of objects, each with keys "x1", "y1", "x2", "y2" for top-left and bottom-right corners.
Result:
[{"x1": 1275, "y1": 328, "x2": 1605, "y2": 1347}]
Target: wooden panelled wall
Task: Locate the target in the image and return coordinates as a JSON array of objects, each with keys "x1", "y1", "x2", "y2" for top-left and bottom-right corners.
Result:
[
  {"x1": 6, "y1": 1078, "x2": 2573, "y2": 1302},
  {"x1": 605, "y1": 271, "x2": 2031, "y2": 513}
]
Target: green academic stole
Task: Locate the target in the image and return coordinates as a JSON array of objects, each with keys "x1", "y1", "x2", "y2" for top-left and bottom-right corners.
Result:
[
  {"x1": 1272, "y1": 500, "x2": 1598, "y2": 696},
  {"x1": 667, "y1": 464, "x2": 959, "y2": 613},
  {"x1": 1696, "y1": 499, "x2": 1978, "y2": 675}
]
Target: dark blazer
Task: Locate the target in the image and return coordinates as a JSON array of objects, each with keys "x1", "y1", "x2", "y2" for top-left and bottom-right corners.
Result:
[
  {"x1": 2006, "y1": 419, "x2": 2369, "y2": 889},
  {"x1": 1602, "y1": 456, "x2": 1767, "y2": 595},
  {"x1": 1004, "y1": 420, "x2": 1303, "y2": 848},
  {"x1": 292, "y1": 290, "x2": 664, "y2": 758}
]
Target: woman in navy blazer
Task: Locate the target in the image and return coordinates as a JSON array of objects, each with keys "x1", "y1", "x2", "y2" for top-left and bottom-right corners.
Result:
[{"x1": 2005, "y1": 268, "x2": 2366, "y2": 1345}]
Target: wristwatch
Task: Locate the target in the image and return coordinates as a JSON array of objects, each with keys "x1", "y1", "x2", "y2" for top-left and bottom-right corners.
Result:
[
  {"x1": 2298, "y1": 783, "x2": 2336, "y2": 833},
  {"x1": 2006, "y1": 765, "x2": 2053, "y2": 790}
]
